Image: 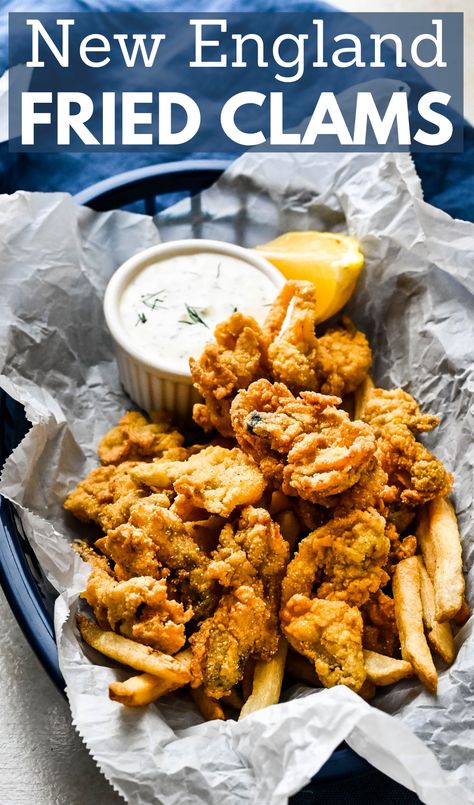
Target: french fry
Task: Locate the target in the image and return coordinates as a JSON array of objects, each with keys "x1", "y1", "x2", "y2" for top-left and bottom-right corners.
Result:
[
  {"x1": 363, "y1": 650, "x2": 414, "y2": 686},
  {"x1": 393, "y1": 557, "x2": 437, "y2": 694},
  {"x1": 353, "y1": 374, "x2": 375, "y2": 420},
  {"x1": 221, "y1": 690, "x2": 244, "y2": 710},
  {"x1": 78, "y1": 616, "x2": 192, "y2": 682},
  {"x1": 109, "y1": 672, "x2": 182, "y2": 706},
  {"x1": 275, "y1": 510, "x2": 300, "y2": 550},
  {"x1": 285, "y1": 651, "x2": 320, "y2": 686},
  {"x1": 191, "y1": 686, "x2": 225, "y2": 721},
  {"x1": 269, "y1": 490, "x2": 292, "y2": 516},
  {"x1": 417, "y1": 497, "x2": 465, "y2": 622},
  {"x1": 453, "y1": 598, "x2": 470, "y2": 626},
  {"x1": 358, "y1": 679, "x2": 377, "y2": 701},
  {"x1": 242, "y1": 659, "x2": 256, "y2": 703},
  {"x1": 417, "y1": 557, "x2": 456, "y2": 665},
  {"x1": 239, "y1": 637, "x2": 288, "y2": 720}
]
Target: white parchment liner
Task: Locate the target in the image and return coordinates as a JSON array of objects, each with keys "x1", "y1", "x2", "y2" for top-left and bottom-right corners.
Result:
[{"x1": 0, "y1": 151, "x2": 473, "y2": 804}]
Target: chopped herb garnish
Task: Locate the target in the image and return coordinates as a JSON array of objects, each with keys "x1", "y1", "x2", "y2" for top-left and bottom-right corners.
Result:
[
  {"x1": 233, "y1": 306, "x2": 238, "y2": 312},
  {"x1": 179, "y1": 304, "x2": 209, "y2": 328},
  {"x1": 135, "y1": 312, "x2": 147, "y2": 325},
  {"x1": 140, "y1": 290, "x2": 166, "y2": 310}
]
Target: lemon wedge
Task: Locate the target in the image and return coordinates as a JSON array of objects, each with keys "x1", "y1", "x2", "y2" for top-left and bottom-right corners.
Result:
[{"x1": 256, "y1": 231, "x2": 364, "y2": 322}]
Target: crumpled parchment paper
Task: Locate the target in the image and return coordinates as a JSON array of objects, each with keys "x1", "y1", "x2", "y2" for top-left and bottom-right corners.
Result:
[{"x1": 1, "y1": 150, "x2": 473, "y2": 805}]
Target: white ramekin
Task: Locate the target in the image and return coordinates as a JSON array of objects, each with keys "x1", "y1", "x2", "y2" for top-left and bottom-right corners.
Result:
[{"x1": 103, "y1": 238, "x2": 285, "y2": 422}]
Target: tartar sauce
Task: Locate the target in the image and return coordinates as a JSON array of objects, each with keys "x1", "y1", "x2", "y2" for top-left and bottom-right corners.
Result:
[{"x1": 119, "y1": 251, "x2": 278, "y2": 374}]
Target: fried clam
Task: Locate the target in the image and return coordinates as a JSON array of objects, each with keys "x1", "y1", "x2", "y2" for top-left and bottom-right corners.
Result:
[
  {"x1": 376, "y1": 423, "x2": 453, "y2": 507},
  {"x1": 281, "y1": 508, "x2": 389, "y2": 610},
  {"x1": 99, "y1": 497, "x2": 218, "y2": 620},
  {"x1": 280, "y1": 594, "x2": 366, "y2": 692},
  {"x1": 82, "y1": 565, "x2": 192, "y2": 654},
  {"x1": 362, "y1": 387, "x2": 440, "y2": 436},
  {"x1": 263, "y1": 280, "x2": 321, "y2": 391},
  {"x1": 98, "y1": 411, "x2": 184, "y2": 465},
  {"x1": 262, "y1": 280, "x2": 371, "y2": 396},
  {"x1": 64, "y1": 461, "x2": 157, "y2": 532},
  {"x1": 190, "y1": 311, "x2": 268, "y2": 437},
  {"x1": 172, "y1": 445, "x2": 267, "y2": 518},
  {"x1": 190, "y1": 507, "x2": 289, "y2": 698},
  {"x1": 231, "y1": 379, "x2": 376, "y2": 502},
  {"x1": 317, "y1": 316, "x2": 372, "y2": 396}
]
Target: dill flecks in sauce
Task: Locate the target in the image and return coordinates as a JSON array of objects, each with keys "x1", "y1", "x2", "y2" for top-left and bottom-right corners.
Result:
[{"x1": 119, "y1": 251, "x2": 278, "y2": 374}]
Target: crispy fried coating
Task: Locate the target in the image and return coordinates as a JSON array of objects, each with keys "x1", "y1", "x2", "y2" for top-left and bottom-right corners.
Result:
[
  {"x1": 317, "y1": 317, "x2": 372, "y2": 396},
  {"x1": 264, "y1": 281, "x2": 321, "y2": 391},
  {"x1": 190, "y1": 585, "x2": 269, "y2": 698},
  {"x1": 362, "y1": 387, "x2": 440, "y2": 436},
  {"x1": 190, "y1": 507, "x2": 289, "y2": 697},
  {"x1": 231, "y1": 380, "x2": 376, "y2": 501},
  {"x1": 64, "y1": 461, "x2": 155, "y2": 532},
  {"x1": 83, "y1": 566, "x2": 191, "y2": 654},
  {"x1": 173, "y1": 445, "x2": 266, "y2": 518},
  {"x1": 102, "y1": 498, "x2": 217, "y2": 620},
  {"x1": 190, "y1": 312, "x2": 267, "y2": 437},
  {"x1": 262, "y1": 281, "x2": 371, "y2": 396},
  {"x1": 209, "y1": 506, "x2": 289, "y2": 651},
  {"x1": 282, "y1": 508, "x2": 389, "y2": 609},
  {"x1": 98, "y1": 411, "x2": 184, "y2": 465},
  {"x1": 281, "y1": 594, "x2": 366, "y2": 692},
  {"x1": 282, "y1": 403, "x2": 376, "y2": 503},
  {"x1": 376, "y1": 423, "x2": 453, "y2": 506},
  {"x1": 331, "y1": 458, "x2": 388, "y2": 515},
  {"x1": 385, "y1": 522, "x2": 417, "y2": 575},
  {"x1": 362, "y1": 590, "x2": 399, "y2": 657}
]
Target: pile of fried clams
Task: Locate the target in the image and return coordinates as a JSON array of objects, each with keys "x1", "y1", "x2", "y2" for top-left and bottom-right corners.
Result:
[{"x1": 65, "y1": 280, "x2": 462, "y2": 703}]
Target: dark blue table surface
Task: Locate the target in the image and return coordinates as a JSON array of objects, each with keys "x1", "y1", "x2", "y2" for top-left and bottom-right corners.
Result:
[{"x1": 2, "y1": 2, "x2": 472, "y2": 803}]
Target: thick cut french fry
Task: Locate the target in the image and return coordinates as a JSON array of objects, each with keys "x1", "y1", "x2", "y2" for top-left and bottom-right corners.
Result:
[
  {"x1": 453, "y1": 599, "x2": 470, "y2": 626},
  {"x1": 239, "y1": 637, "x2": 288, "y2": 720},
  {"x1": 242, "y1": 658, "x2": 256, "y2": 703},
  {"x1": 191, "y1": 686, "x2": 225, "y2": 721},
  {"x1": 417, "y1": 557, "x2": 456, "y2": 665},
  {"x1": 353, "y1": 374, "x2": 375, "y2": 420},
  {"x1": 363, "y1": 649, "x2": 414, "y2": 686},
  {"x1": 286, "y1": 651, "x2": 320, "y2": 686},
  {"x1": 109, "y1": 673, "x2": 181, "y2": 706},
  {"x1": 393, "y1": 558, "x2": 437, "y2": 694},
  {"x1": 78, "y1": 616, "x2": 191, "y2": 682},
  {"x1": 417, "y1": 497, "x2": 465, "y2": 622}
]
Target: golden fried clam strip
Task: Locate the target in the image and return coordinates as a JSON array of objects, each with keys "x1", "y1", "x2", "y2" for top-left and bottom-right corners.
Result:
[
  {"x1": 376, "y1": 423, "x2": 453, "y2": 507},
  {"x1": 282, "y1": 399, "x2": 376, "y2": 503},
  {"x1": 190, "y1": 311, "x2": 268, "y2": 437},
  {"x1": 98, "y1": 411, "x2": 184, "y2": 465},
  {"x1": 64, "y1": 461, "x2": 156, "y2": 532},
  {"x1": 281, "y1": 594, "x2": 366, "y2": 692},
  {"x1": 281, "y1": 508, "x2": 389, "y2": 610},
  {"x1": 231, "y1": 380, "x2": 376, "y2": 502},
  {"x1": 172, "y1": 445, "x2": 267, "y2": 518},
  {"x1": 262, "y1": 281, "x2": 371, "y2": 396},
  {"x1": 82, "y1": 566, "x2": 192, "y2": 654},
  {"x1": 317, "y1": 316, "x2": 372, "y2": 396},
  {"x1": 264, "y1": 280, "x2": 321, "y2": 391},
  {"x1": 101, "y1": 498, "x2": 217, "y2": 620},
  {"x1": 362, "y1": 387, "x2": 440, "y2": 436},
  {"x1": 190, "y1": 507, "x2": 289, "y2": 698},
  {"x1": 190, "y1": 585, "x2": 270, "y2": 698}
]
